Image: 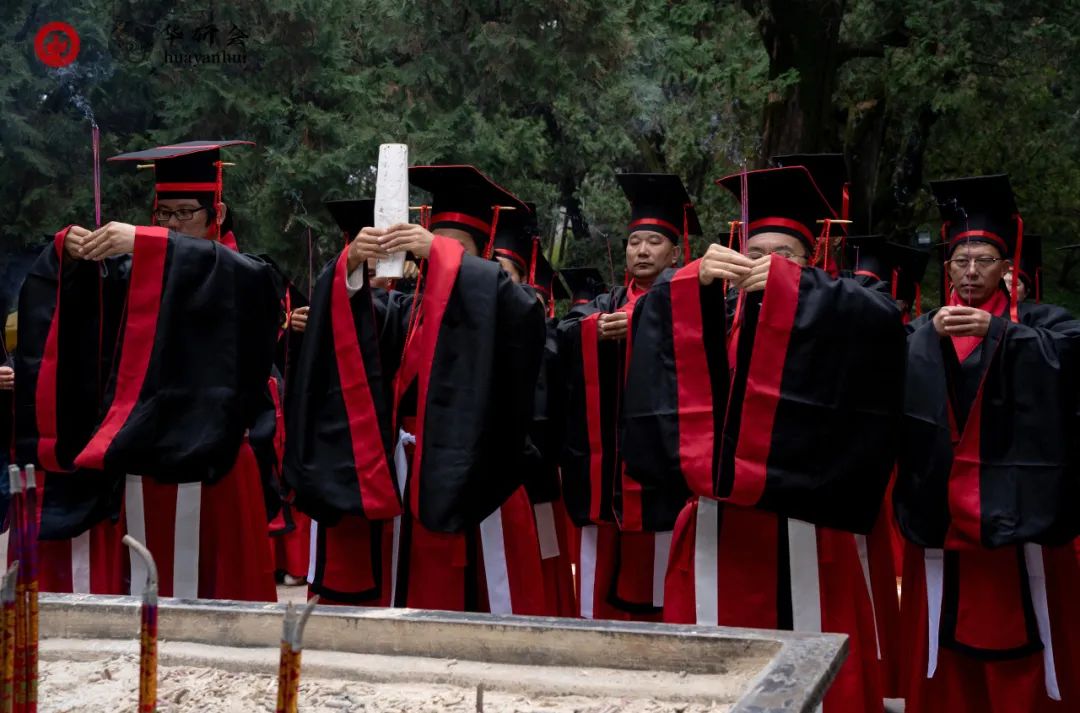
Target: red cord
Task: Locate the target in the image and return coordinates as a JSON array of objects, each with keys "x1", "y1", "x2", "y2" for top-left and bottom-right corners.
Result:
[
  {"x1": 528, "y1": 237, "x2": 539, "y2": 286},
  {"x1": 1010, "y1": 214, "x2": 1023, "y2": 322},
  {"x1": 483, "y1": 206, "x2": 502, "y2": 260}
]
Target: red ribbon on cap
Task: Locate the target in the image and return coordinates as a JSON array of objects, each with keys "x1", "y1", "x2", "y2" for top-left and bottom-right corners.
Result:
[
  {"x1": 948, "y1": 229, "x2": 1008, "y2": 254},
  {"x1": 431, "y1": 211, "x2": 492, "y2": 236},
  {"x1": 629, "y1": 217, "x2": 680, "y2": 236},
  {"x1": 482, "y1": 206, "x2": 502, "y2": 260},
  {"x1": 748, "y1": 217, "x2": 815, "y2": 243},
  {"x1": 154, "y1": 182, "x2": 219, "y2": 192}
]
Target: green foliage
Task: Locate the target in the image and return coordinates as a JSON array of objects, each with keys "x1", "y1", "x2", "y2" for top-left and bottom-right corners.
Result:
[{"x1": 2, "y1": 0, "x2": 1080, "y2": 311}]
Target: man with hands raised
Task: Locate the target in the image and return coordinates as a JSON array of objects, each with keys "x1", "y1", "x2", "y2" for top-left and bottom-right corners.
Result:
[
  {"x1": 286, "y1": 165, "x2": 549, "y2": 615},
  {"x1": 621, "y1": 166, "x2": 905, "y2": 713},
  {"x1": 15, "y1": 141, "x2": 281, "y2": 601},
  {"x1": 894, "y1": 175, "x2": 1080, "y2": 713},
  {"x1": 558, "y1": 173, "x2": 701, "y2": 621}
]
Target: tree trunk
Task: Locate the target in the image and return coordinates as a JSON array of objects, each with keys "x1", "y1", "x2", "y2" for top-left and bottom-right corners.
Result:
[{"x1": 743, "y1": 0, "x2": 847, "y2": 162}]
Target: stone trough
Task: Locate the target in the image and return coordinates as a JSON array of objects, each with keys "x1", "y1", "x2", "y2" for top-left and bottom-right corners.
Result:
[{"x1": 37, "y1": 593, "x2": 846, "y2": 712}]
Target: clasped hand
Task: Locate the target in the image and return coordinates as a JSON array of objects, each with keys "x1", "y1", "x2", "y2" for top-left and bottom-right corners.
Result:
[
  {"x1": 346, "y1": 224, "x2": 434, "y2": 274},
  {"x1": 64, "y1": 223, "x2": 137, "y2": 261},
  {"x1": 933, "y1": 306, "x2": 992, "y2": 338},
  {"x1": 697, "y1": 244, "x2": 771, "y2": 292}
]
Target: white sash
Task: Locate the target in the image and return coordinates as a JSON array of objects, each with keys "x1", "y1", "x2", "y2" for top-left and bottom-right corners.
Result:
[
  {"x1": 578, "y1": 525, "x2": 598, "y2": 619},
  {"x1": 125, "y1": 475, "x2": 201, "y2": 599},
  {"x1": 173, "y1": 482, "x2": 202, "y2": 599},
  {"x1": 70, "y1": 530, "x2": 91, "y2": 594},
  {"x1": 693, "y1": 497, "x2": 720, "y2": 626},
  {"x1": 788, "y1": 519, "x2": 822, "y2": 634},
  {"x1": 533, "y1": 502, "x2": 561, "y2": 560},
  {"x1": 788, "y1": 519, "x2": 823, "y2": 713},
  {"x1": 652, "y1": 530, "x2": 672, "y2": 608},
  {"x1": 1024, "y1": 545, "x2": 1060, "y2": 700},
  {"x1": 125, "y1": 475, "x2": 148, "y2": 597},
  {"x1": 479, "y1": 507, "x2": 512, "y2": 614},
  {"x1": 306, "y1": 520, "x2": 318, "y2": 584},
  {"x1": 924, "y1": 548, "x2": 945, "y2": 678},
  {"x1": 854, "y1": 533, "x2": 883, "y2": 659},
  {"x1": 389, "y1": 429, "x2": 415, "y2": 607}
]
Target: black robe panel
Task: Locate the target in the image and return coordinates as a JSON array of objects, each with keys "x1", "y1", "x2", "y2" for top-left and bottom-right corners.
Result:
[
  {"x1": 895, "y1": 300, "x2": 1080, "y2": 548},
  {"x1": 282, "y1": 252, "x2": 404, "y2": 525},
  {"x1": 16, "y1": 227, "x2": 281, "y2": 536},
  {"x1": 521, "y1": 317, "x2": 565, "y2": 505},
  {"x1": 284, "y1": 237, "x2": 545, "y2": 533},
  {"x1": 622, "y1": 255, "x2": 905, "y2": 534},
  {"x1": 557, "y1": 287, "x2": 628, "y2": 527}
]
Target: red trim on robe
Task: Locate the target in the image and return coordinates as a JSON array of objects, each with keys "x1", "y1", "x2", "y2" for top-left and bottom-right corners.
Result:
[
  {"x1": 330, "y1": 248, "x2": 401, "y2": 520},
  {"x1": 669, "y1": 259, "x2": 715, "y2": 496},
  {"x1": 899, "y1": 541, "x2": 1080, "y2": 713},
  {"x1": 317, "y1": 516, "x2": 383, "y2": 599},
  {"x1": 943, "y1": 289, "x2": 1007, "y2": 547},
  {"x1": 75, "y1": 227, "x2": 170, "y2": 469},
  {"x1": 665, "y1": 500, "x2": 886, "y2": 713},
  {"x1": 495, "y1": 486, "x2": 550, "y2": 615},
  {"x1": 945, "y1": 382, "x2": 988, "y2": 548},
  {"x1": 948, "y1": 290, "x2": 1007, "y2": 362},
  {"x1": 953, "y1": 548, "x2": 1033, "y2": 651},
  {"x1": 35, "y1": 228, "x2": 73, "y2": 472},
  {"x1": 728, "y1": 254, "x2": 801, "y2": 506},
  {"x1": 580, "y1": 314, "x2": 605, "y2": 523},
  {"x1": 406, "y1": 237, "x2": 465, "y2": 521},
  {"x1": 618, "y1": 298, "x2": 644, "y2": 531}
]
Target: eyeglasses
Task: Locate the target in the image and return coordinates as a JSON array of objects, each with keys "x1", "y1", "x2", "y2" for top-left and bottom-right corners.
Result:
[
  {"x1": 746, "y1": 247, "x2": 806, "y2": 261},
  {"x1": 153, "y1": 207, "x2": 207, "y2": 223},
  {"x1": 947, "y1": 257, "x2": 1003, "y2": 271}
]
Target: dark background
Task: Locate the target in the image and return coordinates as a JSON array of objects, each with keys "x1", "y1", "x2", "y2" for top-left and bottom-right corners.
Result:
[{"x1": 3, "y1": 0, "x2": 1079, "y2": 314}]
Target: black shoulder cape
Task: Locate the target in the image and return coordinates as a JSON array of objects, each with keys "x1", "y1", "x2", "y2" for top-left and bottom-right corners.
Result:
[
  {"x1": 895, "y1": 300, "x2": 1080, "y2": 548},
  {"x1": 622, "y1": 255, "x2": 906, "y2": 534}
]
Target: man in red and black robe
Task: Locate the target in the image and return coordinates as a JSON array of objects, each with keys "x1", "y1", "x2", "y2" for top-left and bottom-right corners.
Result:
[
  {"x1": 895, "y1": 175, "x2": 1080, "y2": 713},
  {"x1": 622, "y1": 166, "x2": 905, "y2": 713},
  {"x1": 492, "y1": 207, "x2": 577, "y2": 616},
  {"x1": 843, "y1": 233, "x2": 936, "y2": 697},
  {"x1": 287, "y1": 165, "x2": 549, "y2": 614},
  {"x1": 15, "y1": 141, "x2": 280, "y2": 601},
  {"x1": 558, "y1": 173, "x2": 700, "y2": 621}
]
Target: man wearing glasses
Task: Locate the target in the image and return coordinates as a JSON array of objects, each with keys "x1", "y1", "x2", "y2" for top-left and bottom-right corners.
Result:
[
  {"x1": 16, "y1": 141, "x2": 280, "y2": 602},
  {"x1": 894, "y1": 175, "x2": 1080, "y2": 713},
  {"x1": 622, "y1": 165, "x2": 904, "y2": 713}
]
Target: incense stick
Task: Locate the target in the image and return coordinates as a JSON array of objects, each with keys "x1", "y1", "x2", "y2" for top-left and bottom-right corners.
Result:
[
  {"x1": 284, "y1": 596, "x2": 318, "y2": 713},
  {"x1": 21, "y1": 467, "x2": 36, "y2": 713},
  {"x1": 122, "y1": 536, "x2": 158, "y2": 713},
  {"x1": 8, "y1": 466, "x2": 24, "y2": 713},
  {"x1": 288, "y1": 595, "x2": 319, "y2": 712},
  {"x1": 1, "y1": 563, "x2": 18, "y2": 713},
  {"x1": 275, "y1": 603, "x2": 295, "y2": 713}
]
